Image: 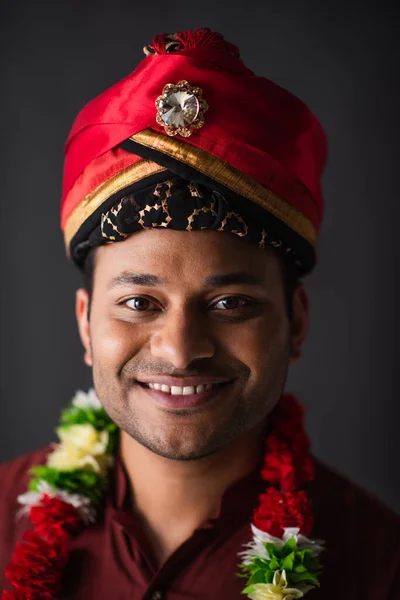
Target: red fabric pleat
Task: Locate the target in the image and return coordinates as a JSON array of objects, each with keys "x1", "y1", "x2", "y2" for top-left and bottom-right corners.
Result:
[
  {"x1": 61, "y1": 148, "x2": 142, "y2": 229},
  {"x1": 61, "y1": 51, "x2": 327, "y2": 233}
]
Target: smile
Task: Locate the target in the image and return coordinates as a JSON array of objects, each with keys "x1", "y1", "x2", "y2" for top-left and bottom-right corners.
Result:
[
  {"x1": 141, "y1": 382, "x2": 222, "y2": 395},
  {"x1": 136, "y1": 380, "x2": 232, "y2": 410}
]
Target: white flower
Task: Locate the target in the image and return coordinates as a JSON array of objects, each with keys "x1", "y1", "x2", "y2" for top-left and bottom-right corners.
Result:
[
  {"x1": 17, "y1": 480, "x2": 95, "y2": 523},
  {"x1": 47, "y1": 424, "x2": 110, "y2": 474},
  {"x1": 239, "y1": 525, "x2": 324, "y2": 565},
  {"x1": 72, "y1": 388, "x2": 102, "y2": 411},
  {"x1": 248, "y1": 570, "x2": 304, "y2": 600}
]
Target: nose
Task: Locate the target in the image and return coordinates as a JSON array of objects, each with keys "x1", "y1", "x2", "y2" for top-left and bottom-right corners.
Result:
[{"x1": 150, "y1": 306, "x2": 216, "y2": 369}]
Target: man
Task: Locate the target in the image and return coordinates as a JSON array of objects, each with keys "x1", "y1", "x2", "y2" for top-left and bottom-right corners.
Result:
[{"x1": 0, "y1": 28, "x2": 399, "y2": 599}]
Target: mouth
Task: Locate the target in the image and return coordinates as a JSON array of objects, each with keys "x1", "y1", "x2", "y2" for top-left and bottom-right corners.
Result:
[
  {"x1": 135, "y1": 380, "x2": 232, "y2": 410},
  {"x1": 139, "y1": 381, "x2": 225, "y2": 395}
]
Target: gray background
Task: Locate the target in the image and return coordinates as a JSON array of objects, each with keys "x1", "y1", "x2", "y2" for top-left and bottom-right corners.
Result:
[{"x1": 1, "y1": 0, "x2": 399, "y2": 512}]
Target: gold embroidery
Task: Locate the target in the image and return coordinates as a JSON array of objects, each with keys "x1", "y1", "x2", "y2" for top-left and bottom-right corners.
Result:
[
  {"x1": 64, "y1": 160, "x2": 167, "y2": 252},
  {"x1": 138, "y1": 180, "x2": 173, "y2": 228},
  {"x1": 188, "y1": 182, "x2": 203, "y2": 198},
  {"x1": 186, "y1": 204, "x2": 218, "y2": 230},
  {"x1": 218, "y1": 211, "x2": 248, "y2": 237},
  {"x1": 101, "y1": 213, "x2": 126, "y2": 242},
  {"x1": 84, "y1": 174, "x2": 302, "y2": 268},
  {"x1": 186, "y1": 183, "x2": 218, "y2": 230},
  {"x1": 130, "y1": 129, "x2": 317, "y2": 249},
  {"x1": 259, "y1": 229, "x2": 268, "y2": 249},
  {"x1": 101, "y1": 196, "x2": 141, "y2": 242}
]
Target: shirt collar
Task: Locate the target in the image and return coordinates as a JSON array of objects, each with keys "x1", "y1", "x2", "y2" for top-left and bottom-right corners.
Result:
[{"x1": 110, "y1": 449, "x2": 265, "y2": 530}]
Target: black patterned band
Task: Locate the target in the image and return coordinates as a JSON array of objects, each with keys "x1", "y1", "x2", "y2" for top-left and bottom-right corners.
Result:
[{"x1": 72, "y1": 171, "x2": 303, "y2": 273}]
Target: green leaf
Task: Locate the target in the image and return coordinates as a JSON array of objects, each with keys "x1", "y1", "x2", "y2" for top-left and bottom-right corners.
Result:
[
  {"x1": 253, "y1": 558, "x2": 270, "y2": 570},
  {"x1": 242, "y1": 585, "x2": 256, "y2": 595},
  {"x1": 239, "y1": 558, "x2": 264, "y2": 578},
  {"x1": 282, "y1": 537, "x2": 297, "y2": 555},
  {"x1": 265, "y1": 570, "x2": 275, "y2": 584},
  {"x1": 265, "y1": 543, "x2": 280, "y2": 558},
  {"x1": 269, "y1": 557, "x2": 280, "y2": 570},
  {"x1": 60, "y1": 406, "x2": 117, "y2": 433},
  {"x1": 294, "y1": 564, "x2": 307, "y2": 573},
  {"x1": 281, "y1": 551, "x2": 295, "y2": 571},
  {"x1": 29, "y1": 465, "x2": 106, "y2": 505},
  {"x1": 236, "y1": 570, "x2": 249, "y2": 579},
  {"x1": 248, "y1": 570, "x2": 266, "y2": 585}
]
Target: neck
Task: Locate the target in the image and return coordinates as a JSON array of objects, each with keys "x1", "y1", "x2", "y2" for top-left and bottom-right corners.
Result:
[{"x1": 120, "y1": 424, "x2": 265, "y2": 566}]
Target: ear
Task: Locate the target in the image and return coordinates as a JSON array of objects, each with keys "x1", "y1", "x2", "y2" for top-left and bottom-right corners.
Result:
[
  {"x1": 75, "y1": 288, "x2": 93, "y2": 367},
  {"x1": 289, "y1": 284, "x2": 309, "y2": 364}
]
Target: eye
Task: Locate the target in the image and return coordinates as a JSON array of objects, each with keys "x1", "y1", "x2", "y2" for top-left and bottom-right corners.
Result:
[
  {"x1": 125, "y1": 297, "x2": 158, "y2": 311},
  {"x1": 212, "y1": 296, "x2": 252, "y2": 310}
]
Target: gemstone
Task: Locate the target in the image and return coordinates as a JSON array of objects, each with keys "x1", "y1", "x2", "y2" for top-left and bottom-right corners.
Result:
[{"x1": 159, "y1": 91, "x2": 200, "y2": 128}]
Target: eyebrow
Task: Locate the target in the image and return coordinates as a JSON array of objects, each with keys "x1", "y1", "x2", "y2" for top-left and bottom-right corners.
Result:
[
  {"x1": 109, "y1": 271, "x2": 265, "y2": 290},
  {"x1": 108, "y1": 273, "x2": 163, "y2": 289},
  {"x1": 204, "y1": 272, "x2": 265, "y2": 288}
]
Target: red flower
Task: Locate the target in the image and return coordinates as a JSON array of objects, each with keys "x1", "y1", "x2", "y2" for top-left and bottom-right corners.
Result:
[
  {"x1": 254, "y1": 488, "x2": 314, "y2": 538},
  {"x1": 261, "y1": 404, "x2": 314, "y2": 491},
  {"x1": 262, "y1": 443, "x2": 314, "y2": 491},
  {"x1": 30, "y1": 495, "x2": 83, "y2": 541},
  {"x1": 261, "y1": 438, "x2": 295, "y2": 488},
  {"x1": 5, "y1": 530, "x2": 68, "y2": 595},
  {"x1": 269, "y1": 394, "x2": 306, "y2": 441},
  {"x1": 254, "y1": 487, "x2": 287, "y2": 537}
]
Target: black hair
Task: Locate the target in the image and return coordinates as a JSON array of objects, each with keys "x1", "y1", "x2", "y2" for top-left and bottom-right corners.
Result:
[{"x1": 82, "y1": 246, "x2": 299, "y2": 321}]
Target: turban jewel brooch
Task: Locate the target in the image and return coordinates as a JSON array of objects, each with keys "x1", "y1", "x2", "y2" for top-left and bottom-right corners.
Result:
[{"x1": 156, "y1": 80, "x2": 209, "y2": 138}]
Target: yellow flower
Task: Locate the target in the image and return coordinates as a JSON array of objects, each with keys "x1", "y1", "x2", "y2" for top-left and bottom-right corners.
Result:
[
  {"x1": 47, "y1": 424, "x2": 110, "y2": 474},
  {"x1": 248, "y1": 571, "x2": 304, "y2": 600}
]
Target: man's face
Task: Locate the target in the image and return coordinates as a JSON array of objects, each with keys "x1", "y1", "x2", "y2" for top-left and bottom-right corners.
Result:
[{"x1": 76, "y1": 229, "x2": 307, "y2": 460}]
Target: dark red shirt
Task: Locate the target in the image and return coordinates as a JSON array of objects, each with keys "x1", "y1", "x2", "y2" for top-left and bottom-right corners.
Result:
[{"x1": 1, "y1": 447, "x2": 399, "y2": 599}]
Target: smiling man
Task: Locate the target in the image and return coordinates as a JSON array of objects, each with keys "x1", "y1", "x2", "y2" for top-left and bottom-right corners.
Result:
[
  {"x1": 1, "y1": 28, "x2": 400, "y2": 600},
  {"x1": 79, "y1": 230, "x2": 296, "y2": 464}
]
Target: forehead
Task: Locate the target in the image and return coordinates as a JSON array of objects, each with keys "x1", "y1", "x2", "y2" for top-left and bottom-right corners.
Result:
[{"x1": 95, "y1": 229, "x2": 280, "y2": 282}]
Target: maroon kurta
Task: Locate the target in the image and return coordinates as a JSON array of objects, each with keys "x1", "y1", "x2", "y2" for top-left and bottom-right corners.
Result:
[{"x1": 1, "y1": 447, "x2": 399, "y2": 599}]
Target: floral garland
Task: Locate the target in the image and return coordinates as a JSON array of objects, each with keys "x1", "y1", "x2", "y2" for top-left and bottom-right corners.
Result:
[
  {"x1": 2, "y1": 390, "x2": 323, "y2": 599},
  {"x1": 2, "y1": 390, "x2": 118, "y2": 599},
  {"x1": 238, "y1": 395, "x2": 324, "y2": 599}
]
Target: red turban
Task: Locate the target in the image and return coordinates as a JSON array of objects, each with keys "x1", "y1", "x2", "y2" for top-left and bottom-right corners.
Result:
[{"x1": 61, "y1": 28, "x2": 327, "y2": 274}]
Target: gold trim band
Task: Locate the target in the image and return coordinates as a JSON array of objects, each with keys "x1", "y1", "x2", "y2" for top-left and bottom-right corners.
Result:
[
  {"x1": 64, "y1": 130, "x2": 317, "y2": 255},
  {"x1": 131, "y1": 129, "x2": 317, "y2": 248},
  {"x1": 64, "y1": 159, "x2": 167, "y2": 251}
]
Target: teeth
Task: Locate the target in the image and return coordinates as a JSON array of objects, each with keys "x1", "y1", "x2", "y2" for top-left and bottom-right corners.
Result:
[
  {"x1": 171, "y1": 386, "x2": 183, "y2": 395},
  {"x1": 144, "y1": 382, "x2": 221, "y2": 395}
]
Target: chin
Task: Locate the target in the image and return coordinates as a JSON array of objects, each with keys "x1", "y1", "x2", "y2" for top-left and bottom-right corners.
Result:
[
  {"x1": 124, "y1": 421, "x2": 230, "y2": 461},
  {"x1": 146, "y1": 444, "x2": 218, "y2": 462}
]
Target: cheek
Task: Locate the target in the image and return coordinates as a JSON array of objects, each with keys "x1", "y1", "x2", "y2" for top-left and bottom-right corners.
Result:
[
  {"x1": 90, "y1": 311, "x2": 146, "y2": 370},
  {"x1": 219, "y1": 311, "x2": 289, "y2": 380}
]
